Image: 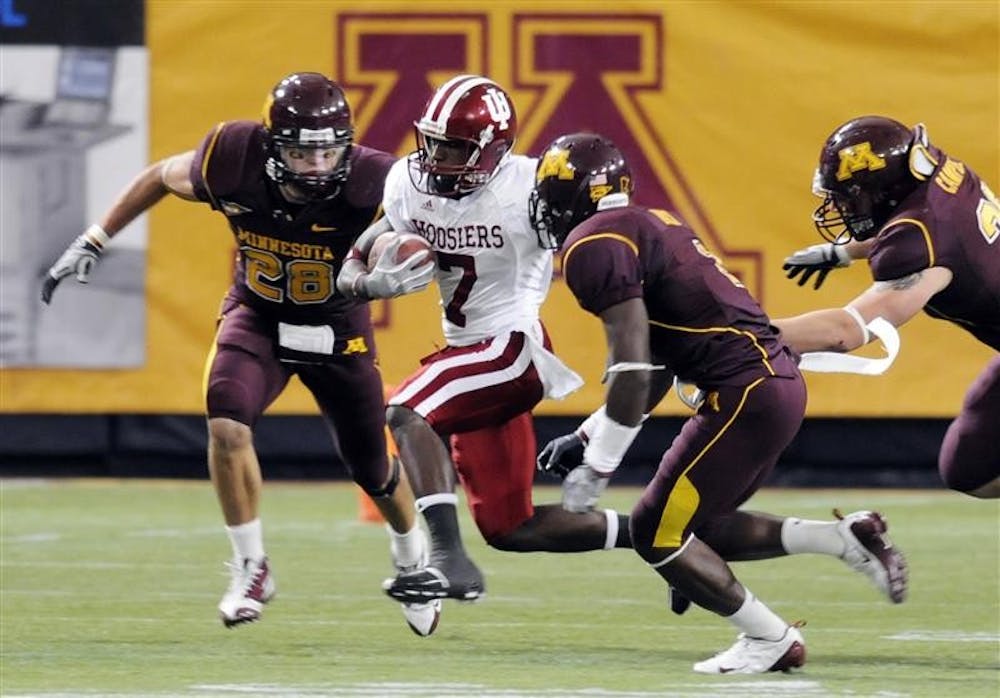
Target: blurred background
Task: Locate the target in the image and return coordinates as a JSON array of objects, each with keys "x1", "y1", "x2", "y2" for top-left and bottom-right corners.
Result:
[{"x1": 1, "y1": 0, "x2": 996, "y2": 486}]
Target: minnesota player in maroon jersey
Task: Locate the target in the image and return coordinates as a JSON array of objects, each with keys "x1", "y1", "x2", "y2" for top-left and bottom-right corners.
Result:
[
  {"x1": 40, "y1": 72, "x2": 441, "y2": 635},
  {"x1": 778, "y1": 116, "x2": 999, "y2": 499},
  {"x1": 530, "y1": 133, "x2": 908, "y2": 674}
]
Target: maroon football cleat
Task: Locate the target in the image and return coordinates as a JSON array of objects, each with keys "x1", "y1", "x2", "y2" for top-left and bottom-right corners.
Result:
[
  {"x1": 835, "y1": 509, "x2": 908, "y2": 603},
  {"x1": 218, "y1": 557, "x2": 276, "y2": 628}
]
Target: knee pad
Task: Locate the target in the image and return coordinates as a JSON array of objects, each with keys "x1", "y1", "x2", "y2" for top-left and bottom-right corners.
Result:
[{"x1": 363, "y1": 455, "x2": 400, "y2": 499}]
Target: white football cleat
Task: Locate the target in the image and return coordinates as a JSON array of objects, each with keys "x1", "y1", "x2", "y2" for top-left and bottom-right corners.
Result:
[
  {"x1": 218, "y1": 557, "x2": 276, "y2": 628},
  {"x1": 400, "y1": 598, "x2": 442, "y2": 637},
  {"x1": 391, "y1": 526, "x2": 442, "y2": 637},
  {"x1": 835, "y1": 509, "x2": 908, "y2": 603},
  {"x1": 693, "y1": 624, "x2": 806, "y2": 675}
]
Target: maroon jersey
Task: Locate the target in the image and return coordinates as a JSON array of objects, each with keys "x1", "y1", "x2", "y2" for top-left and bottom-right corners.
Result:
[
  {"x1": 562, "y1": 206, "x2": 798, "y2": 387},
  {"x1": 190, "y1": 120, "x2": 395, "y2": 325},
  {"x1": 868, "y1": 148, "x2": 1000, "y2": 351}
]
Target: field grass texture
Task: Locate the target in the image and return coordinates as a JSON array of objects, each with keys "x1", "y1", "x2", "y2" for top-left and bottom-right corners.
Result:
[{"x1": 2, "y1": 480, "x2": 998, "y2": 697}]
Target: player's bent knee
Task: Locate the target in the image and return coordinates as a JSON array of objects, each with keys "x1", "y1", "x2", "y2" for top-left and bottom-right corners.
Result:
[
  {"x1": 386, "y1": 404, "x2": 422, "y2": 431},
  {"x1": 360, "y1": 455, "x2": 400, "y2": 499},
  {"x1": 207, "y1": 417, "x2": 253, "y2": 453}
]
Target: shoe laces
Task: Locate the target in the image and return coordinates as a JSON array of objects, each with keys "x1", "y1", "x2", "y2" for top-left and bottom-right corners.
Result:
[{"x1": 223, "y1": 558, "x2": 264, "y2": 596}]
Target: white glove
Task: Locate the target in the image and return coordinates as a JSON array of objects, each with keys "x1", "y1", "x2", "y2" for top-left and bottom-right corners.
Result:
[
  {"x1": 361, "y1": 237, "x2": 435, "y2": 299},
  {"x1": 41, "y1": 228, "x2": 106, "y2": 304},
  {"x1": 561, "y1": 465, "x2": 610, "y2": 513},
  {"x1": 782, "y1": 242, "x2": 850, "y2": 290}
]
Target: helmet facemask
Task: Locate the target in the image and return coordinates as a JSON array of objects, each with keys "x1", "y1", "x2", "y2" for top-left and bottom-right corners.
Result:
[
  {"x1": 265, "y1": 128, "x2": 352, "y2": 201},
  {"x1": 529, "y1": 180, "x2": 591, "y2": 250},
  {"x1": 408, "y1": 127, "x2": 508, "y2": 197}
]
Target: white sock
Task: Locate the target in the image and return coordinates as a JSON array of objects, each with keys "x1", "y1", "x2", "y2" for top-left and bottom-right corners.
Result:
[
  {"x1": 726, "y1": 587, "x2": 789, "y2": 641},
  {"x1": 781, "y1": 517, "x2": 845, "y2": 557},
  {"x1": 387, "y1": 522, "x2": 425, "y2": 568},
  {"x1": 225, "y1": 518, "x2": 265, "y2": 562},
  {"x1": 603, "y1": 509, "x2": 618, "y2": 550}
]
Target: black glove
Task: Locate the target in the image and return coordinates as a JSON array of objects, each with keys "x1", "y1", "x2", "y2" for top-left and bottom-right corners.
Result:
[
  {"x1": 536, "y1": 431, "x2": 585, "y2": 479},
  {"x1": 782, "y1": 242, "x2": 850, "y2": 290}
]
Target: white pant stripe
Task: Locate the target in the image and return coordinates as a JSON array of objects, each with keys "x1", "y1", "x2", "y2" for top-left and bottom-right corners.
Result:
[
  {"x1": 410, "y1": 340, "x2": 534, "y2": 417},
  {"x1": 390, "y1": 333, "x2": 515, "y2": 406}
]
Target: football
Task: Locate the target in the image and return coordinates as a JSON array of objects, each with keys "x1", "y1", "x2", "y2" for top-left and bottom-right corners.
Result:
[{"x1": 367, "y1": 232, "x2": 435, "y2": 272}]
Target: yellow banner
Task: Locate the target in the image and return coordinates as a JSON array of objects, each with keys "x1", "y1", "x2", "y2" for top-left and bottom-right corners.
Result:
[{"x1": 2, "y1": 0, "x2": 996, "y2": 417}]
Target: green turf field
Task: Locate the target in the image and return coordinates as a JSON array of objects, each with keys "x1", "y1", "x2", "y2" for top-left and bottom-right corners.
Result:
[{"x1": 2, "y1": 480, "x2": 997, "y2": 697}]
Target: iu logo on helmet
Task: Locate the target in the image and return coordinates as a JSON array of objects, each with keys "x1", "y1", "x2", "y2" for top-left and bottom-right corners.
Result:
[{"x1": 481, "y1": 87, "x2": 512, "y2": 130}]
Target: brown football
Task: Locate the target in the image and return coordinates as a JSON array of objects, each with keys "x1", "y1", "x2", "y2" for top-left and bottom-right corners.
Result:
[{"x1": 367, "y1": 232, "x2": 434, "y2": 271}]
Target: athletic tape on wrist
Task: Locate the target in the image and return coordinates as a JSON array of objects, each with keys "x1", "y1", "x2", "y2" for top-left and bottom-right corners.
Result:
[
  {"x1": 584, "y1": 411, "x2": 642, "y2": 475},
  {"x1": 84, "y1": 224, "x2": 110, "y2": 249}
]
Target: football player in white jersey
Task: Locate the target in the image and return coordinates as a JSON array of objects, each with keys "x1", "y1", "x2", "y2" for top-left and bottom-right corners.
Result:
[{"x1": 338, "y1": 75, "x2": 632, "y2": 609}]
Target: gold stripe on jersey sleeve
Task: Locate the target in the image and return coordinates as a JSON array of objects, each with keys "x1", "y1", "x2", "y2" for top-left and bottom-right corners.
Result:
[
  {"x1": 562, "y1": 232, "x2": 638, "y2": 270},
  {"x1": 887, "y1": 218, "x2": 936, "y2": 267},
  {"x1": 648, "y1": 320, "x2": 776, "y2": 376},
  {"x1": 199, "y1": 122, "x2": 227, "y2": 209},
  {"x1": 653, "y1": 377, "x2": 765, "y2": 548}
]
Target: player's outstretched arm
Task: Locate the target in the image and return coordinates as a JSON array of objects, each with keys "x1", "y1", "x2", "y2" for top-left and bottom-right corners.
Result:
[
  {"x1": 774, "y1": 266, "x2": 953, "y2": 354},
  {"x1": 41, "y1": 151, "x2": 197, "y2": 304}
]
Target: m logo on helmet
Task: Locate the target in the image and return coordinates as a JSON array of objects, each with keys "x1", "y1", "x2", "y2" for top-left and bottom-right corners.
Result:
[
  {"x1": 536, "y1": 148, "x2": 575, "y2": 183},
  {"x1": 836, "y1": 142, "x2": 886, "y2": 181}
]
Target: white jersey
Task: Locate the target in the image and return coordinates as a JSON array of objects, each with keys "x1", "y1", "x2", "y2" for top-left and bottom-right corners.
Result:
[{"x1": 383, "y1": 154, "x2": 551, "y2": 346}]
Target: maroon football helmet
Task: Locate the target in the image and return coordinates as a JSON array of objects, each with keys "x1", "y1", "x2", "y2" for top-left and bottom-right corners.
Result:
[
  {"x1": 408, "y1": 75, "x2": 517, "y2": 197},
  {"x1": 812, "y1": 116, "x2": 923, "y2": 242},
  {"x1": 262, "y1": 72, "x2": 353, "y2": 200},
  {"x1": 529, "y1": 133, "x2": 634, "y2": 250}
]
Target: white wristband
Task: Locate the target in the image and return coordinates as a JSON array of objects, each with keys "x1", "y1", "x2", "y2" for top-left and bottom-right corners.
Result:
[
  {"x1": 577, "y1": 405, "x2": 648, "y2": 443},
  {"x1": 576, "y1": 405, "x2": 606, "y2": 442},
  {"x1": 84, "y1": 224, "x2": 110, "y2": 249},
  {"x1": 843, "y1": 306, "x2": 870, "y2": 345},
  {"x1": 583, "y1": 411, "x2": 642, "y2": 475}
]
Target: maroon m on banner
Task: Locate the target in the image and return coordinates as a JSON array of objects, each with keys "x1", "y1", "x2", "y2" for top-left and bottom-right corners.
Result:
[{"x1": 336, "y1": 10, "x2": 762, "y2": 299}]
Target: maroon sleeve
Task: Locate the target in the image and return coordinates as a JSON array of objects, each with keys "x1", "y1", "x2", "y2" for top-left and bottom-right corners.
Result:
[
  {"x1": 868, "y1": 219, "x2": 934, "y2": 281},
  {"x1": 189, "y1": 120, "x2": 264, "y2": 207},
  {"x1": 344, "y1": 146, "x2": 397, "y2": 209},
  {"x1": 563, "y1": 234, "x2": 643, "y2": 315}
]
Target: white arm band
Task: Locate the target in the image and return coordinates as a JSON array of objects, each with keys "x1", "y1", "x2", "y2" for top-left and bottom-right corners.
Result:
[
  {"x1": 583, "y1": 410, "x2": 642, "y2": 475},
  {"x1": 843, "y1": 306, "x2": 870, "y2": 345},
  {"x1": 84, "y1": 224, "x2": 110, "y2": 249},
  {"x1": 601, "y1": 361, "x2": 666, "y2": 384},
  {"x1": 576, "y1": 405, "x2": 607, "y2": 442}
]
